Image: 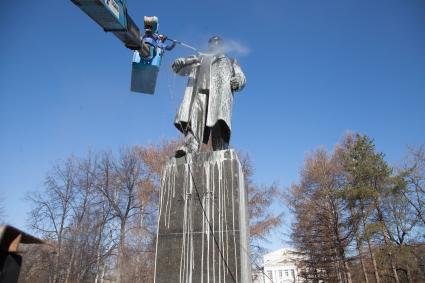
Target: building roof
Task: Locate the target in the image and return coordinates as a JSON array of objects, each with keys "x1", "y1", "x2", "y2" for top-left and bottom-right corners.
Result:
[{"x1": 264, "y1": 247, "x2": 301, "y2": 267}]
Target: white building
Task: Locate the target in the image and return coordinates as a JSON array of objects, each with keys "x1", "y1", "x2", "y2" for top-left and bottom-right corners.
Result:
[{"x1": 253, "y1": 248, "x2": 302, "y2": 283}]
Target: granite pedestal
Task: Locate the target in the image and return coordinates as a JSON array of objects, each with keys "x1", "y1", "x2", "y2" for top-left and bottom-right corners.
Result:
[{"x1": 154, "y1": 149, "x2": 251, "y2": 283}]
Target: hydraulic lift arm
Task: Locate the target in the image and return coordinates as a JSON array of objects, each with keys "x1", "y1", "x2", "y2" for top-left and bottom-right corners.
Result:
[{"x1": 70, "y1": 0, "x2": 142, "y2": 50}]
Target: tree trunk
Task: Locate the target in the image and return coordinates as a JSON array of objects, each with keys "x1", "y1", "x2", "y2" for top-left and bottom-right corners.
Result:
[
  {"x1": 390, "y1": 258, "x2": 400, "y2": 283},
  {"x1": 359, "y1": 252, "x2": 369, "y2": 283},
  {"x1": 94, "y1": 247, "x2": 102, "y2": 283},
  {"x1": 53, "y1": 227, "x2": 65, "y2": 283},
  {"x1": 406, "y1": 266, "x2": 413, "y2": 283},
  {"x1": 344, "y1": 260, "x2": 353, "y2": 283},
  {"x1": 64, "y1": 247, "x2": 76, "y2": 283},
  {"x1": 354, "y1": 234, "x2": 369, "y2": 283},
  {"x1": 374, "y1": 201, "x2": 400, "y2": 283},
  {"x1": 52, "y1": 247, "x2": 60, "y2": 283},
  {"x1": 118, "y1": 220, "x2": 127, "y2": 283},
  {"x1": 349, "y1": 204, "x2": 369, "y2": 283},
  {"x1": 366, "y1": 238, "x2": 380, "y2": 283},
  {"x1": 100, "y1": 264, "x2": 106, "y2": 283},
  {"x1": 338, "y1": 265, "x2": 343, "y2": 283}
]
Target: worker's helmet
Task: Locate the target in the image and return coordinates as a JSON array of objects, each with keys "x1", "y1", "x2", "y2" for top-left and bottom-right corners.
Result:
[
  {"x1": 144, "y1": 16, "x2": 159, "y2": 33},
  {"x1": 208, "y1": 36, "x2": 224, "y2": 53}
]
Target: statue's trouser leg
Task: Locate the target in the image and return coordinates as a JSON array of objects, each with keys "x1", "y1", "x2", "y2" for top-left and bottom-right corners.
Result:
[
  {"x1": 185, "y1": 92, "x2": 208, "y2": 153},
  {"x1": 211, "y1": 122, "x2": 229, "y2": 151}
]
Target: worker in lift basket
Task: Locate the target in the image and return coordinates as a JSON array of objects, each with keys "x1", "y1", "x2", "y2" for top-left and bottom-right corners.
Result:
[{"x1": 138, "y1": 16, "x2": 176, "y2": 59}]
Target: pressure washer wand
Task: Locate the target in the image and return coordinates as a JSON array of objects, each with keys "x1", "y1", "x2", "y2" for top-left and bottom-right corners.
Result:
[
  {"x1": 178, "y1": 41, "x2": 199, "y2": 53},
  {"x1": 166, "y1": 38, "x2": 201, "y2": 54}
]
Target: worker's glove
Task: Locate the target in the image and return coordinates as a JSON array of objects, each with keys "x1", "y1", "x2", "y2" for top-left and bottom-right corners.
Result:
[
  {"x1": 230, "y1": 76, "x2": 240, "y2": 90},
  {"x1": 159, "y1": 34, "x2": 167, "y2": 42},
  {"x1": 172, "y1": 58, "x2": 186, "y2": 72}
]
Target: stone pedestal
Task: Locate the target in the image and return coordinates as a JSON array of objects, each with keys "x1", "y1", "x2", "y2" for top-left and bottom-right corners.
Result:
[{"x1": 154, "y1": 149, "x2": 251, "y2": 283}]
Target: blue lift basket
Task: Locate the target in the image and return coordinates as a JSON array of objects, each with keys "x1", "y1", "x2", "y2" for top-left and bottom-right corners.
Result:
[{"x1": 130, "y1": 46, "x2": 163, "y2": 95}]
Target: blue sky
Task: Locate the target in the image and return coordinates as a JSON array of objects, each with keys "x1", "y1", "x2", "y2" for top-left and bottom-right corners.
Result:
[{"x1": 1, "y1": 0, "x2": 424, "y2": 250}]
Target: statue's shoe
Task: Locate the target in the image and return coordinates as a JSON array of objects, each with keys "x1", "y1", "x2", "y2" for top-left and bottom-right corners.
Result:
[{"x1": 174, "y1": 145, "x2": 188, "y2": 158}]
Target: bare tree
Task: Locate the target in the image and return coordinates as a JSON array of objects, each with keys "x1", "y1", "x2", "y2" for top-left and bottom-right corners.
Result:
[
  {"x1": 398, "y1": 145, "x2": 425, "y2": 225},
  {"x1": 93, "y1": 149, "x2": 143, "y2": 282},
  {"x1": 24, "y1": 140, "x2": 284, "y2": 282},
  {"x1": 27, "y1": 157, "x2": 78, "y2": 283}
]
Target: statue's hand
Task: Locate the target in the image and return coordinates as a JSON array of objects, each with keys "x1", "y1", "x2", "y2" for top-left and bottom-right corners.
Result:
[
  {"x1": 172, "y1": 58, "x2": 185, "y2": 73},
  {"x1": 186, "y1": 57, "x2": 200, "y2": 65},
  {"x1": 230, "y1": 76, "x2": 240, "y2": 91}
]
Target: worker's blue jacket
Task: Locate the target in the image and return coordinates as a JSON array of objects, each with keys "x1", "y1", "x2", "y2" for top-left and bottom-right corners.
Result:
[{"x1": 143, "y1": 34, "x2": 176, "y2": 51}]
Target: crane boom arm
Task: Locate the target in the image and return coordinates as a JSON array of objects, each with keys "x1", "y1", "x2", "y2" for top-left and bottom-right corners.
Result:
[{"x1": 71, "y1": 0, "x2": 142, "y2": 50}]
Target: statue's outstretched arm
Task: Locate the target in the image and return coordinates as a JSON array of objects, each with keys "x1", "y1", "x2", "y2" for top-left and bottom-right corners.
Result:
[
  {"x1": 230, "y1": 59, "x2": 246, "y2": 92},
  {"x1": 172, "y1": 56, "x2": 199, "y2": 76}
]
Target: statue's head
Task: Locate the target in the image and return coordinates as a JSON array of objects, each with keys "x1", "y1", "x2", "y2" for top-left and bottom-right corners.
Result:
[
  {"x1": 144, "y1": 16, "x2": 159, "y2": 34},
  {"x1": 208, "y1": 36, "x2": 224, "y2": 54}
]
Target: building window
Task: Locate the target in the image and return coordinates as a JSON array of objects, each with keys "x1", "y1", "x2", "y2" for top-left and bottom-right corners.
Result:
[
  {"x1": 291, "y1": 269, "x2": 295, "y2": 277},
  {"x1": 285, "y1": 270, "x2": 289, "y2": 277},
  {"x1": 279, "y1": 270, "x2": 283, "y2": 279},
  {"x1": 267, "y1": 271, "x2": 273, "y2": 281}
]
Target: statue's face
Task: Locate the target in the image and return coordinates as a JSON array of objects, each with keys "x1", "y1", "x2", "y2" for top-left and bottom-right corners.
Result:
[{"x1": 208, "y1": 36, "x2": 224, "y2": 54}]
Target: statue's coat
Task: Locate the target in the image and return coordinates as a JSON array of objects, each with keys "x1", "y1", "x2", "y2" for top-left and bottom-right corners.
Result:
[{"x1": 173, "y1": 54, "x2": 246, "y2": 143}]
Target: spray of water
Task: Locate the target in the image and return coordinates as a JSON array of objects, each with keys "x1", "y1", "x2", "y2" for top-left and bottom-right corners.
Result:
[
  {"x1": 203, "y1": 39, "x2": 251, "y2": 56},
  {"x1": 220, "y1": 39, "x2": 250, "y2": 56}
]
